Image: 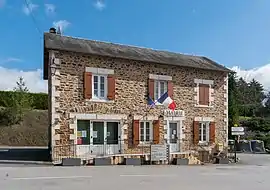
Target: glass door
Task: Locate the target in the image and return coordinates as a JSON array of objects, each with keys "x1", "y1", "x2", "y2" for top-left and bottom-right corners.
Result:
[
  {"x1": 106, "y1": 122, "x2": 120, "y2": 155},
  {"x1": 91, "y1": 121, "x2": 105, "y2": 156},
  {"x1": 169, "y1": 122, "x2": 180, "y2": 152}
]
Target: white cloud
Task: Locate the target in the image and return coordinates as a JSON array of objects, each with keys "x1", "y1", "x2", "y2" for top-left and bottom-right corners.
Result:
[
  {"x1": 22, "y1": 0, "x2": 39, "y2": 15},
  {"x1": 0, "y1": 57, "x2": 22, "y2": 65},
  {"x1": 53, "y1": 20, "x2": 70, "y2": 33},
  {"x1": 0, "y1": 67, "x2": 47, "y2": 93},
  {"x1": 231, "y1": 64, "x2": 270, "y2": 90},
  {"x1": 0, "y1": 0, "x2": 5, "y2": 8},
  {"x1": 94, "y1": 0, "x2": 106, "y2": 11},
  {"x1": 45, "y1": 3, "x2": 55, "y2": 16}
]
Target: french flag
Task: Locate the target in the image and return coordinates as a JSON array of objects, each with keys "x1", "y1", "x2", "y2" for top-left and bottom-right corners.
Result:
[
  {"x1": 158, "y1": 92, "x2": 176, "y2": 110},
  {"x1": 147, "y1": 96, "x2": 155, "y2": 108}
]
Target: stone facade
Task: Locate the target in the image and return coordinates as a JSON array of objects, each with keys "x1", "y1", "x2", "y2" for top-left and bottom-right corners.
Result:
[{"x1": 47, "y1": 50, "x2": 228, "y2": 161}]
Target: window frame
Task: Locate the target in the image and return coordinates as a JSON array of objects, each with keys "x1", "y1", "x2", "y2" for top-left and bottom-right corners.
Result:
[
  {"x1": 92, "y1": 74, "x2": 108, "y2": 100},
  {"x1": 154, "y1": 80, "x2": 168, "y2": 101},
  {"x1": 139, "y1": 121, "x2": 153, "y2": 144},
  {"x1": 199, "y1": 121, "x2": 210, "y2": 143}
]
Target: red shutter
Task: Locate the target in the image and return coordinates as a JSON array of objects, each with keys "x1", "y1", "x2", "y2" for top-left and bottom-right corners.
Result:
[
  {"x1": 198, "y1": 84, "x2": 205, "y2": 105},
  {"x1": 209, "y1": 122, "x2": 216, "y2": 144},
  {"x1": 148, "y1": 79, "x2": 154, "y2": 100},
  {"x1": 193, "y1": 121, "x2": 200, "y2": 144},
  {"x1": 107, "y1": 75, "x2": 116, "y2": 100},
  {"x1": 133, "y1": 120, "x2": 139, "y2": 146},
  {"x1": 168, "y1": 81, "x2": 173, "y2": 98},
  {"x1": 204, "y1": 85, "x2": 210, "y2": 105},
  {"x1": 84, "y1": 72, "x2": 92, "y2": 99},
  {"x1": 153, "y1": 120, "x2": 160, "y2": 144}
]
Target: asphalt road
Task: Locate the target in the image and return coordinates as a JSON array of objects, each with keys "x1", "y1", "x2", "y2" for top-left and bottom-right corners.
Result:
[{"x1": 0, "y1": 154, "x2": 269, "y2": 190}]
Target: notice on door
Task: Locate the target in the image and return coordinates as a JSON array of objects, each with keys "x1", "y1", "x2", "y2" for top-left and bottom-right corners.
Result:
[{"x1": 93, "y1": 131, "x2": 98, "y2": 138}]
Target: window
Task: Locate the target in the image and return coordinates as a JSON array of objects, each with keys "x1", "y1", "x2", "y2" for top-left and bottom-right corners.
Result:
[
  {"x1": 93, "y1": 75, "x2": 107, "y2": 99},
  {"x1": 77, "y1": 120, "x2": 90, "y2": 145},
  {"x1": 139, "y1": 121, "x2": 153, "y2": 143},
  {"x1": 154, "y1": 80, "x2": 168, "y2": 100},
  {"x1": 198, "y1": 84, "x2": 210, "y2": 106},
  {"x1": 199, "y1": 122, "x2": 209, "y2": 143}
]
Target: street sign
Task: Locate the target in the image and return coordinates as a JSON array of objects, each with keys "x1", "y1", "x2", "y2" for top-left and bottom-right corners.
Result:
[
  {"x1": 231, "y1": 127, "x2": 244, "y2": 132},
  {"x1": 231, "y1": 131, "x2": 245, "y2": 136}
]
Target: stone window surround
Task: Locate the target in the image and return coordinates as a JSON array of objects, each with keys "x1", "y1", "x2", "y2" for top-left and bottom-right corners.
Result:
[
  {"x1": 194, "y1": 117, "x2": 214, "y2": 146},
  {"x1": 85, "y1": 67, "x2": 114, "y2": 103},
  {"x1": 194, "y1": 79, "x2": 214, "y2": 108}
]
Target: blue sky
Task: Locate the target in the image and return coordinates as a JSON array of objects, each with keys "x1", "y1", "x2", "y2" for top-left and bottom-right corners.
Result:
[{"x1": 0, "y1": 0, "x2": 270, "y2": 92}]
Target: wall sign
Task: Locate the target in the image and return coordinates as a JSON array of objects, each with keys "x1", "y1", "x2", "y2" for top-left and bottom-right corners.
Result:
[
  {"x1": 163, "y1": 109, "x2": 185, "y2": 117},
  {"x1": 150, "y1": 144, "x2": 168, "y2": 161}
]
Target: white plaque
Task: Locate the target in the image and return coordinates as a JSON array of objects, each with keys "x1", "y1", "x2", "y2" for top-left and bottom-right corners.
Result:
[
  {"x1": 150, "y1": 144, "x2": 168, "y2": 161},
  {"x1": 93, "y1": 131, "x2": 98, "y2": 138}
]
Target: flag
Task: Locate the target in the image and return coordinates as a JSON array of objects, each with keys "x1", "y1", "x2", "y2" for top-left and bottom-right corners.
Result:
[
  {"x1": 157, "y1": 92, "x2": 176, "y2": 110},
  {"x1": 147, "y1": 96, "x2": 155, "y2": 108}
]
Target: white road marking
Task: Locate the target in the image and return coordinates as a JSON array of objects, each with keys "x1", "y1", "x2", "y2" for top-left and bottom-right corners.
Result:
[
  {"x1": 120, "y1": 174, "x2": 177, "y2": 177},
  {"x1": 10, "y1": 176, "x2": 93, "y2": 180}
]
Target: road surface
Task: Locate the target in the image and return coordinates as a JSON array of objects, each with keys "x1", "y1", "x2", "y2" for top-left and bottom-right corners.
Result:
[{"x1": 0, "y1": 153, "x2": 269, "y2": 190}]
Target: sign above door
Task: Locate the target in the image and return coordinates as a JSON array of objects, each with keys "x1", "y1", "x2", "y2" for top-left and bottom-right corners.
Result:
[{"x1": 162, "y1": 109, "x2": 185, "y2": 117}]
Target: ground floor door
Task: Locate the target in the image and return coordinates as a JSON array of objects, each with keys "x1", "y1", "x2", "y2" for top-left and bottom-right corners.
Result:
[
  {"x1": 76, "y1": 120, "x2": 121, "y2": 158},
  {"x1": 91, "y1": 121, "x2": 120, "y2": 156},
  {"x1": 168, "y1": 121, "x2": 181, "y2": 152}
]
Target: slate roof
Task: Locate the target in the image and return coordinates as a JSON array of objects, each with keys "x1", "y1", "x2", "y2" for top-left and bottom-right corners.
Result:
[{"x1": 44, "y1": 32, "x2": 231, "y2": 72}]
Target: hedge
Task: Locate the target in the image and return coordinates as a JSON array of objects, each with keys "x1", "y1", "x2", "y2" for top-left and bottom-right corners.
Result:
[{"x1": 0, "y1": 91, "x2": 48, "y2": 110}]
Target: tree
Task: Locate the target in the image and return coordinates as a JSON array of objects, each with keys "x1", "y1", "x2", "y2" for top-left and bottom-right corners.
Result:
[
  {"x1": 13, "y1": 77, "x2": 33, "y2": 123},
  {"x1": 0, "y1": 77, "x2": 32, "y2": 125},
  {"x1": 228, "y1": 72, "x2": 239, "y2": 138}
]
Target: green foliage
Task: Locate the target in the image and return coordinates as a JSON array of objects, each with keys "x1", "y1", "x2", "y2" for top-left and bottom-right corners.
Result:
[
  {"x1": 0, "y1": 77, "x2": 48, "y2": 126},
  {"x1": 228, "y1": 72, "x2": 239, "y2": 127},
  {"x1": 241, "y1": 117, "x2": 270, "y2": 133},
  {"x1": 0, "y1": 91, "x2": 48, "y2": 110}
]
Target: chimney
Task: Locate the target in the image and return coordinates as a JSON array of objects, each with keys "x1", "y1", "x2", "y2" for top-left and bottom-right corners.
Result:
[{"x1": 49, "y1": 27, "x2": 56, "y2": 34}]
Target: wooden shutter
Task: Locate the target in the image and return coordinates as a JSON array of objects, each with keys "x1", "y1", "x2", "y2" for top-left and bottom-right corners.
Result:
[
  {"x1": 148, "y1": 79, "x2": 154, "y2": 99},
  {"x1": 168, "y1": 81, "x2": 173, "y2": 98},
  {"x1": 84, "y1": 72, "x2": 92, "y2": 99},
  {"x1": 198, "y1": 84, "x2": 205, "y2": 105},
  {"x1": 107, "y1": 74, "x2": 116, "y2": 100},
  {"x1": 193, "y1": 121, "x2": 200, "y2": 144},
  {"x1": 153, "y1": 120, "x2": 160, "y2": 144},
  {"x1": 209, "y1": 122, "x2": 216, "y2": 144},
  {"x1": 204, "y1": 85, "x2": 210, "y2": 105},
  {"x1": 199, "y1": 84, "x2": 210, "y2": 105},
  {"x1": 133, "y1": 120, "x2": 139, "y2": 146}
]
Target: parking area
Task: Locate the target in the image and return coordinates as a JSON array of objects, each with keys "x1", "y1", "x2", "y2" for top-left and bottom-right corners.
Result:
[{"x1": 0, "y1": 154, "x2": 270, "y2": 190}]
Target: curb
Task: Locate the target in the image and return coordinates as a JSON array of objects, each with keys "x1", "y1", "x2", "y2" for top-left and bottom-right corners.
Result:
[{"x1": 0, "y1": 160, "x2": 53, "y2": 165}]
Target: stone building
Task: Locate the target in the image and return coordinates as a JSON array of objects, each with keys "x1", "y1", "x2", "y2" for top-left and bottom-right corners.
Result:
[{"x1": 43, "y1": 28, "x2": 231, "y2": 162}]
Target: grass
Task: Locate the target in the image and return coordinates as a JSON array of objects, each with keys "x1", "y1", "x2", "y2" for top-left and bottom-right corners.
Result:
[{"x1": 0, "y1": 110, "x2": 48, "y2": 146}]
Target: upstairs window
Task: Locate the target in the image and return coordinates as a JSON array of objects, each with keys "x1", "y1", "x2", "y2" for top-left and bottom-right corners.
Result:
[
  {"x1": 154, "y1": 81, "x2": 168, "y2": 101},
  {"x1": 93, "y1": 75, "x2": 107, "y2": 99}
]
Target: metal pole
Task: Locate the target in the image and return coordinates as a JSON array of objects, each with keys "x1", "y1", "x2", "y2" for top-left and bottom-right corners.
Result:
[{"x1": 234, "y1": 136, "x2": 237, "y2": 163}]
